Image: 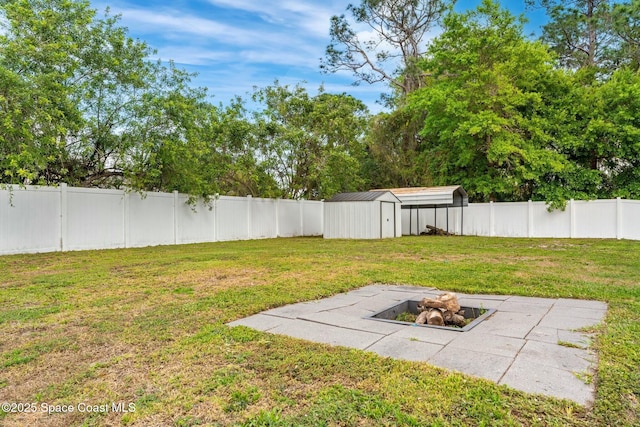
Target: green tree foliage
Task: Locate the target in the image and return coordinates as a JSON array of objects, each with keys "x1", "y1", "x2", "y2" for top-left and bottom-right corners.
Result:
[
  {"x1": 602, "y1": 69, "x2": 640, "y2": 197},
  {"x1": 611, "y1": 0, "x2": 640, "y2": 70},
  {"x1": 518, "y1": 0, "x2": 640, "y2": 205},
  {"x1": 4, "y1": 0, "x2": 640, "y2": 206},
  {"x1": 362, "y1": 108, "x2": 429, "y2": 189},
  {"x1": 252, "y1": 83, "x2": 369, "y2": 200},
  {"x1": 0, "y1": 0, "x2": 266, "y2": 200},
  {"x1": 0, "y1": 0, "x2": 89, "y2": 185},
  {"x1": 403, "y1": 0, "x2": 640, "y2": 206},
  {"x1": 566, "y1": 69, "x2": 640, "y2": 199},
  {"x1": 525, "y1": 0, "x2": 614, "y2": 71},
  {"x1": 408, "y1": 0, "x2": 594, "y2": 204}
]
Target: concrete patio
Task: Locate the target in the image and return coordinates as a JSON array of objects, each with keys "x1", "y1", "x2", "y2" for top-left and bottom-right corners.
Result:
[{"x1": 228, "y1": 284, "x2": 607, "y2": 406}]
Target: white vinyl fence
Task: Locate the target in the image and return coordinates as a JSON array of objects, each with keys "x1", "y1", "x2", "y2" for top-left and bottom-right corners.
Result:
[
  {"x1": 0, "y1": 184, "x2": 323, "y2": 255},
  {"x1": 2, "y1": 185, "x2": 639, "y2": 255},
  {"x1": 404, "y1": 198, "x2": 640, "y2": 240}
]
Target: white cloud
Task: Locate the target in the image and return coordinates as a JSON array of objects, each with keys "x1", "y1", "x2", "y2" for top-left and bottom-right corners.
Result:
[
  {"x1": 205, "y1": 0, "x2": 336, "y2": 38},
  {"x1": 114, "y1": 7, "x2": 268, "y2": 45},
  {"x1": 151, "y1": 46, "x2": 234, "y2": 66},
  {"x1": 92, "y1": 0, "x2": 388, "y2": 112},
  {"x1": 110, "y1": 5, "x2": 337, "y2": 74}
]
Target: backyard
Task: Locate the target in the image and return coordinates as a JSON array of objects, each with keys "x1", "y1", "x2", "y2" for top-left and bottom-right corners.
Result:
[{"x1": 0, "y1": 236, "x2": 638, "y2": 426}]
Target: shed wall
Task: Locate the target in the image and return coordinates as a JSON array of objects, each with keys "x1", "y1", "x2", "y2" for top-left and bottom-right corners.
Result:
[{"x1": 324, "y1": 201, "x2": 380, "y2": 239}]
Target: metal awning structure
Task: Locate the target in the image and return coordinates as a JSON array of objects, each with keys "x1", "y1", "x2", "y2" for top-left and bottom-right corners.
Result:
[
  {"x1": 372, "y1": 186, "x2": 468, "y2": 208},
  {"x1": 325, "y1": 191, "x2": 400, "y2": 203},
  {"x1": 371, "y1": 186, "x2": 468, "y2": 235}
]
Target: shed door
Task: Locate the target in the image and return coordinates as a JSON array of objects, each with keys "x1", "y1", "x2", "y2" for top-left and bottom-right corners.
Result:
[{"x1": 380, "y1": 202, "x2": 396, "y2": 238}]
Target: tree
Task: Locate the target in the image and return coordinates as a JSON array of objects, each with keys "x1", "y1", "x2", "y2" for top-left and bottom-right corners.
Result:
[
  {"x1": 408, "y1": 0, "x2": 594, "y2": 205},
  {"x1": 322, "y1": 0, "x2": 453, "y2": 99},
  {"x1": 64, "y1": 9, "x2": 157, "y2": 188},
  {"x1": 0, "y1": 0, "x2": 234, "y2": 201},
  {"x1": 362, "y1": 109, "x2": 429, "y2": 188},
  {"x1": 0, "y1": 0, "x2": 89, "y2": 185},
  {"x1": 322, "y1": 0, "x2": 453, "y2": 193},
  {"x1": 206, "y1": 98, "x2": 280, "y2": 198},
  {"x1": 567, "y1": 68, "x2": 640, "y2": 199},
  {"x1": 602, "y1": 69, "x2": 640, "y2": 197},
  {"x1": 252, "y1": 83, "x2": 369, "y2": 200},
  {"x1": 611, "y1": 0, "x2": 640, "y2": 70},
  {"x1": 525, "y1": 0, "x2": 614, "y2": 71}
]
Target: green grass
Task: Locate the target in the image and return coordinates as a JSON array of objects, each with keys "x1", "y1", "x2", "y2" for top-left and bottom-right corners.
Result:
[{"x1": 0, "y1": 236, "x2": 638, "y2": 426}]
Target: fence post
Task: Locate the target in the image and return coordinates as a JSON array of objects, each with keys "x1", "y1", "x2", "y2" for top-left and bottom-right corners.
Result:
[
  {"x1": 275, "y1": 199, "x2": 280, "y2": 238},
  {"x1": 616, "y1": 197, "x2": 622, "y2": 240},
  {"x1": 173, "y1": 191, "x2": 179, "y2": 245},
  {"x1": 299, "y1": 199, "x2": 305, "y2": 236},
  {"x1": 123, "y1": 191, "x2": 130, "y2": 248},
  {"x1": 247, "y1": 195, "x2": 252, "y2": 239},
  {"x1": 527, "y1": 200, "x2": 533, "y2": 238},
  {"x1": 213, "y1": 197, "x2": 218, "y2": 242},
  {"x1": 321, "y1": 200, "x2": 325, "y2": 237},
  {"x1": 569, "y1": 199, "x2": 575, "y2": 238},
  {"x1": 489, "y1": 201, "x2": 495, "y2": 237},
  {"x1": 59, "y1": 183, "x2": 68, "y2": 251}
]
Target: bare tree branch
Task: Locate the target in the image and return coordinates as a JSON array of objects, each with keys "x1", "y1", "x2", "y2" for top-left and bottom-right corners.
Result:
[{"x1": 321, "y1": 0, "x2": 452, "y2": 98}]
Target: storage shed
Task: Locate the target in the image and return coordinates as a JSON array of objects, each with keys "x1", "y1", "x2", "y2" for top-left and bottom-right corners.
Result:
[
  {"x1": 371, "y1": 186, "x2": 468, "y2": 236},
  {"x1": 323, "y1": 191, "x2": 401, "y2": 239}
]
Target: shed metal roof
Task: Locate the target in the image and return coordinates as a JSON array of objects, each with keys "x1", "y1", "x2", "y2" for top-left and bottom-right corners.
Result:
[
  {"x1": 371, "y1": 186, "x2": 468, "y2": 208},
  {"x1": 325, "y1": 191, "x2": 400, "y2": 203}
]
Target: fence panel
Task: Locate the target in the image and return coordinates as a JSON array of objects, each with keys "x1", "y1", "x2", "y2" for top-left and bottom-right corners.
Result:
[
  {"x1": 4, "y1": 184, "x2": 640, "y2": 256},
  {"x1": 128, "y1": 192, "x2": 175, "y2": 247},
  {"x1": 463, "y1": 203, "x2": 492, "y2": 236},
  {"x1": 176, "y1": 196, "x2": 216, "y2": 244},
  {"x1": 0, "y1": 186, "x2": 60, "y2": 254},
  {"x1": 434, "y1": 207, "x2": 453, "y2": 234},
  {"x1": 574, "y1": 200, "x2": 617, "y2": 238},
  {"x1": 447, "y1": 207, "x2": 463, "y2": 235},
  {"x1": 530, "y1": 202, "x2": 570, "y2": 238},
  {"x1": 493, "y1": 202, "x2": 529, "y2": 237},
  {"x1": 216, "y1": 196, "x2": 249, "y2": 241},
  {"x1": 418, "y1": 208, "x2": 435, "y2": 235},
  {"x1": 303, "y1": 200, "x2": 323, "y2": 236},
  {"x1": 401, "y1": 207, "x2": 433, "y2": 235},
  {"x1": 400, "y1": 209, "x2": 411, "y2": 235},
  {"x1": 621, "y1": 200, "x2": 640, "y2": 240},
  {"x1": 66, "y1": 187, "x2": 125, "y2": 250},
  {"x1": 251, "y1": 198, "x2": 278, "y2": 239},
  {"x1": 278, "y1": 200, "x2": 301, "y2": 237}
]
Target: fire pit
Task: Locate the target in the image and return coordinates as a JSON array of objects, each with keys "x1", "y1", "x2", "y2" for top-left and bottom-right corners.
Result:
[{"x1": 368, "y1": 299, "x2": 496, "y2": 332}]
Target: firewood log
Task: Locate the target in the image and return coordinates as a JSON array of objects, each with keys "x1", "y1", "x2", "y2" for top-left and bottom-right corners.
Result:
[
  {"x1": 438, "y1": 292, "x2": 460, "y2": 313},
  {"x1": 443, "y1": 310, "x2": 466, "y2": 327},
  {"x1": 415, "y1": 310, "x2": 429, "y2": 324},
  {"x1": 426, "y1": 309, "x2": 444, "y2": 326},
  {"x1": 419, "y1": 292, "x2": 460, "y2": 313}
]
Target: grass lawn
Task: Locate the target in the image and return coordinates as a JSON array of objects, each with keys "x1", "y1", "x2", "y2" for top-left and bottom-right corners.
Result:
[{"x1": 0, "y1": 236, "x2": 638, "y2": 426}]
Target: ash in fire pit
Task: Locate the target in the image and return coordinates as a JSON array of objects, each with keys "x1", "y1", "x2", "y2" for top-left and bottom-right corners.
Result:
[{"x1": 368, "y1": 292, "x2": 496, "y2": 332}]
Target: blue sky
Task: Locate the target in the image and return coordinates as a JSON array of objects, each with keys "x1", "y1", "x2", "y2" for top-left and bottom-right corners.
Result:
[{"x1": 95, "y1": 0, "x2": 548, "y2": 113}]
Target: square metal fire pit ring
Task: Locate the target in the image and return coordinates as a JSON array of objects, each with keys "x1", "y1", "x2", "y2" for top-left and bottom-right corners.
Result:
[{"x1": 366, "y1": 299, "x2": 497, "y2": 332}]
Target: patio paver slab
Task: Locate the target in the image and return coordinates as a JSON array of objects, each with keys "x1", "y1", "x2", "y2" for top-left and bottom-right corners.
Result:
[{"x1": 227, "y1": 284, "x2": 606, "y2": 406}]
